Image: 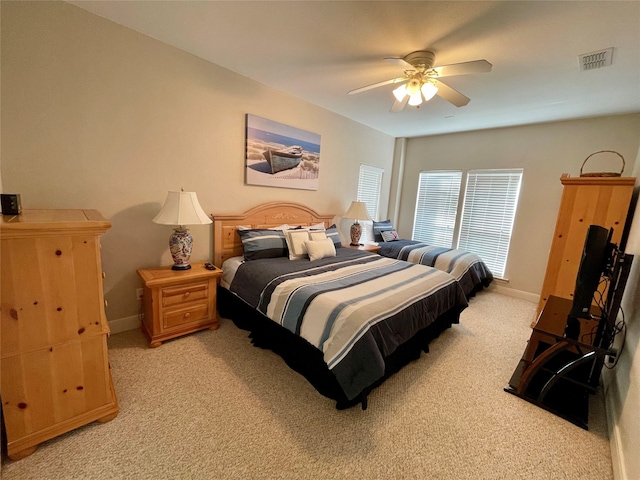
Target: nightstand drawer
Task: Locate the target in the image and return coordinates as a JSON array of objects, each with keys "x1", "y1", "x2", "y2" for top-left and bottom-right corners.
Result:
[
  {"x1": 163, "y1": 303, "x2": 209, "y2": 329},
  {"x1": 162, "y1": 282, "x2": 208, "y2": 307}
]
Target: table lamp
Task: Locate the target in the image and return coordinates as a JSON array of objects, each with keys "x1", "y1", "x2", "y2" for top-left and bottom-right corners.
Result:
[
  {"x1": 343, "y1": 201, "x2": 372, "y2": 246},
  {"x1": 153, "y1": 189, "x2": 212, "y2": 270}
]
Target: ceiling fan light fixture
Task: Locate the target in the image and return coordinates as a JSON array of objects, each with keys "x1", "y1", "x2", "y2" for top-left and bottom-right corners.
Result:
[
  {"x1": 421, "y1": 82, "x2": 439, "y2": 101},
  {"x1": 392, "y1": 84, "x2": 408, "y2": 102},
  {"x1": 406, "y1": 79, "x2": 421, "y2": 96},
  {"x1": 350, "y1": 50, "x2": 490, "y2": 113},
  {"x1": 408, "y1": 92, "x2": 423, "y2": 106}
]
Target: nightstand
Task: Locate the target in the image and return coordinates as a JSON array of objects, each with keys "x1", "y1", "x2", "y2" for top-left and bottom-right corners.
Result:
[
  {"x1": 137, "y1": 262, "x2": 222, "y2": 347},
  {"x1": 347, "y1": 244, "x2": 381, "y2": 254}
]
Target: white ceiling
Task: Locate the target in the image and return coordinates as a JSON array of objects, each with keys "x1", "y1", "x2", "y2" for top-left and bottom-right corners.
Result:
[{"x1": 70, "y1": 1, "x2": 640, "y2": 138}]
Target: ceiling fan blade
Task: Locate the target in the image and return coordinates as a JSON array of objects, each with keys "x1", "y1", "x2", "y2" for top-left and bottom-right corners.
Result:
[
  {"x1": 390, "y1": 95, "x2": 409, "y2": 113},
  {"x1": 433, "y1": 60, "x2": 492, "y2": 77},
  {"x1": 434, "y1": 80, "x2": 470, "y2": 107},
  {"x1": 348, "y1": 77, "x2": 407, "y2": 95},
  {"x1": 384, "y1": 56, "x2": 415, "y2": 70}
]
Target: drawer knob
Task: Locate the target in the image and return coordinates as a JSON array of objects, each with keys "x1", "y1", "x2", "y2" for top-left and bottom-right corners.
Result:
[
  {"x1": 184, "y1": 291, "x2": 191, "y2": 298},
  {"x1": 184, "y1": 312, "x2": 191, "y2": 319}
]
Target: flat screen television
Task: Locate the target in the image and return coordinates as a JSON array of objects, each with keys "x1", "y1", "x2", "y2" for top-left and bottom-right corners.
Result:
[{"x1": 565, "y1": 225, "x2": 613, "y2": 339}]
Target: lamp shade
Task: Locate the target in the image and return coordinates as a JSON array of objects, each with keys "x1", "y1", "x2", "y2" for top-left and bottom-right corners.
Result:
[
  {"x1": 153, "y1": 191, "x2": 212, "y2": 226},
  {"x1": 344, "y1": 201, "x2": 372, "y2": 222},
  {"x1": 392, "y1": 84, "x2": 407, "y2": 102},
  {"x1": 421, "y1": 81, "x2": 439, "y2": 101},
  {"x1": 408, "y1": 93, "x2": 423, "y2": 106}
]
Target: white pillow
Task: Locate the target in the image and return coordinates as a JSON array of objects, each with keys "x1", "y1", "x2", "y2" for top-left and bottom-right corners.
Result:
[
  {"x1": 237, "y1": 224, "x2": 289, "y2": 231},
  {"x1": 333, "y1": 216, "x2": 352, "y2": 246},
  {"x1": 305, "y1": 238, "x2": 336, "y2": 261},
  {"x1": 290, "y1": 222, "x2": 325, "y2": 230},
  {"x1": 269, "y1": 224, "x2": 291, "y2": 231},
  {"x1": 360, "y1": 219, "x2": 374, "y2": 243},
  {"x1": 284, "y1": 229, "x2": 311, "y2": 260},
  {"x1": 309, "y1": 230, "x2": 327, "y2": 241}
]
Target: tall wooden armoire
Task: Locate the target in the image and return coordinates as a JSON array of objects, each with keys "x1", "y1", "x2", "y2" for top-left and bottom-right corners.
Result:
[
  {"x1": 1, "y1": 209, "x2": 119, "y2": 460},
  {"x1": 535, "y1": 174, "x2": 636, "y2": 322}
]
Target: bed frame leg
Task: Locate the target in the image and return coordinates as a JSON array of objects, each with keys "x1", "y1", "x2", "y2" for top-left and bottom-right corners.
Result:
[{"x1": 361, "y1": 396, "x2": 368, "y2": 410}]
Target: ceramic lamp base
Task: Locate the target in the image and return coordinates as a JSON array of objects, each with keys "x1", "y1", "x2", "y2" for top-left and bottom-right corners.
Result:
[
  {"x1": 171, "y1": 264, "x2": 192, "y2": 271},
  {"x1": 350, "y1": 222, "x2": 362, "y2": 246},
  {"x1": 169, "y1": 227, "x2": 193, "y2": 270}
]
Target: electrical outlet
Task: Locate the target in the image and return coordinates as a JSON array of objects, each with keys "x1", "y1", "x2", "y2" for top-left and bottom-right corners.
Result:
[{"x1": 136, "y1": 288, "x2": 144, "y2": 301}]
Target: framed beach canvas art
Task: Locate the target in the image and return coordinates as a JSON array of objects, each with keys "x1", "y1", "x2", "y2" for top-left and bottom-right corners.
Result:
[{"x1": 245, "y1": 114, "x2": 321, "y2": 190}]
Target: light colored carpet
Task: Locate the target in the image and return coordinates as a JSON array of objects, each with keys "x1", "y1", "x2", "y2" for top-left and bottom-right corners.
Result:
[{"x1": 1, "y1": 292, "x2": 612, "y2": 479}]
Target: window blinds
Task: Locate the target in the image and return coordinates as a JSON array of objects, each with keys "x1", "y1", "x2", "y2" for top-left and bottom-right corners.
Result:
[
  {"x1": 412, "y1": 171, "x2": 462, "y2": 247},
  {"x1": 357, "y1": 165, "x2": 384, "y2": 221},
  {"x1": 457, "y1": 169, "x2": 523, "y2": 278}
]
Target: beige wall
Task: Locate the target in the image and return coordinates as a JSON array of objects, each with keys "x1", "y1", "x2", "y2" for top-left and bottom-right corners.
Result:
[
  {"x1": 0, "y1": 2, "x2": 395, "y2": 322},
  {"x1": 3, "y1": 2, "x2": 640, "y2": 477},
  {"x1": 604, "y1": 145, "x2": 640, "y2": 480},
  {"x1": 397, "y1": 115, "x2": 640, "y2": 296}
]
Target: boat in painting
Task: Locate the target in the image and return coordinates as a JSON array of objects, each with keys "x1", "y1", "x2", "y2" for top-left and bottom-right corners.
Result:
[{"x1": 263, "y1": 146, "x2": 303, "y2": 174}]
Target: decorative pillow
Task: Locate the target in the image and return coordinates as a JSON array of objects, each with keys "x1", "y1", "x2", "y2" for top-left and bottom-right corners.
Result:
[
  {"x1": 284, "y1": 229, "x2": 312, "y2": 260},
  {"x1": 325, "y1": 225, "x2": 342, "y2": 248},
  {"x1": 381, "y1": 230, "x2": 400, "y2": 242},
  {"x1": 309, "y1": 230, "x2": 328, "y2": 241},
  {"x1": 238, "y1": 229, "x2": 288, "y2": 261},
  {"x1": 373, "y1": 220, "x2": 393, "y2": 242},
  {"x1": 305, "y1": 238, "x2": 337, "y2": 261}
]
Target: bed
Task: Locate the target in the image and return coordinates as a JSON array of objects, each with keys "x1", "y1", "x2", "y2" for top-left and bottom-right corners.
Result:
[
  {"x1": 376, "y1": 240, "x2": 494, "y2": 298},
  {"x1": 332, "y1": 218, "x2": 493, "y2": 298},
  {"x1": 212, "y1": 202, "x2": 468, "y2": 410}
]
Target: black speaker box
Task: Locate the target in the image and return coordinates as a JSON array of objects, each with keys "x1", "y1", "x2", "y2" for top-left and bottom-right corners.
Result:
[{"x1": 1, "y1": 194, "x2": 22, "y2": 215}]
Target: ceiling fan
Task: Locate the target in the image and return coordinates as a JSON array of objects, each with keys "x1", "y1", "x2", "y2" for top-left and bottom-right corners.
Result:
[{"x1": 348, "y1": 50, "x2": 492, "y2": 112}]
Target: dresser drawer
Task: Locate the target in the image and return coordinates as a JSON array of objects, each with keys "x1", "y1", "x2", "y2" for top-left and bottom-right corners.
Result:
[
  {"x1": 162, "y1": 282, "x2": 208, "y2": 308},
  {"x1": 163, "y1": 303, "x2": 209, "y2": 329}
]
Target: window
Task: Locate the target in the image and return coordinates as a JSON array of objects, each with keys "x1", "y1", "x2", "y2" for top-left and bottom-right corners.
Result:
[
  {"x1": 457, "y1": 169, "x2": 523, "y2": 278},
  {"x1": 357, "y1": 164, "x2": 384, "y2": 221},
  {"x1": 412, "y1": 171, "x2": 462, "y2": 247},
  {"x1": 412, "y1": 168, "x2": 523, "y2": 279}
]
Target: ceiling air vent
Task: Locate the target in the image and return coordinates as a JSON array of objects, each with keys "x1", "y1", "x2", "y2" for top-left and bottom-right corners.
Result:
[{"x1": 579, "y1": 47, "x2": 614, "y2": 71}]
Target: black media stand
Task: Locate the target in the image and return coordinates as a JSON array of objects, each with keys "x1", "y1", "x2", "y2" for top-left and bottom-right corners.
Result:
[{"x1": 504, "y1": 296, "x2": 610, "y2": 430}]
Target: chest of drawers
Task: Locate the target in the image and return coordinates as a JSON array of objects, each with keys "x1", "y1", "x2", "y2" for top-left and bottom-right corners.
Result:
[{"x1": 1, "y1": 209, "x2": 119, "y2": 460}]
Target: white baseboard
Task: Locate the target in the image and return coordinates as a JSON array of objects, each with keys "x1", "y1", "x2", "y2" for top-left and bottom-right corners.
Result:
[
  {"x1": 603, "y1": 376, "x2": 626, "y2": 480},
  {"x1": 108, "y1": 314, "x2": 140, "y2": 335},
  {"x1": 486, "y1": 283, "x2": 539, "y2": 304}
]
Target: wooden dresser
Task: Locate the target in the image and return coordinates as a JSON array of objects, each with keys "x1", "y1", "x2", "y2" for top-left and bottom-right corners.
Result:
[
  {"x1": 536, "y1": 175, "x2": 636, "y2": 321},
  {"x1": 1, "y1": 209, "x2": 119, "y2": 460}
]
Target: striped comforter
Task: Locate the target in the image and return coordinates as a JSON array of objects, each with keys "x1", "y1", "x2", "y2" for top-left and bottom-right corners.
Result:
[
  {"x1": 377, "y1": 240, "x2": 494, "y2": 298},
  {"x1": 229, "y1": 248, "x2": 467, "y2": 401}
]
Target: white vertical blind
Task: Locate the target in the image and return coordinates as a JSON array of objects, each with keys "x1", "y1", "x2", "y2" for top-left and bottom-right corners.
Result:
[
  {"x1": 357, "y1": 164, "x2": 384, "y2": 221},
  {"x1": 412, "y1": 171, "x2": 462, "y2": 247},
  {"x1": 457, "y1": 169, "x2": 523, "y2": 278}
]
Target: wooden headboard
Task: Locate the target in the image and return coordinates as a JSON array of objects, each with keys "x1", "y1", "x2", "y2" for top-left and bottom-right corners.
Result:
[{"x1": 211, "y1": 202, "x2": 335, "y2": 267}]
